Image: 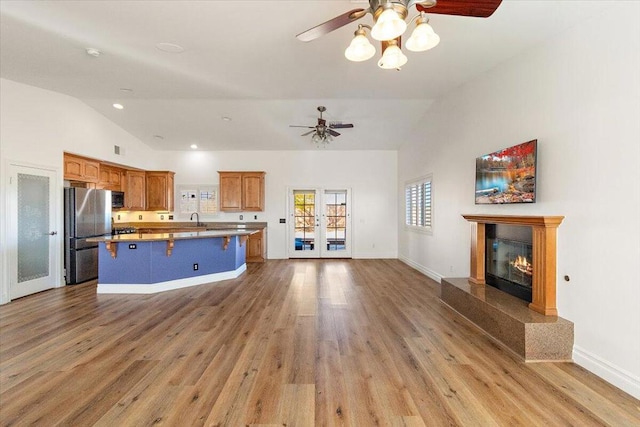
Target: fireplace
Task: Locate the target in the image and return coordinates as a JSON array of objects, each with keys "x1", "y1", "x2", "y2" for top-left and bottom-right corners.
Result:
[
  {"x1": 462, "y1": 214, "x2": 564, "y2": 316},
  {"x1": 486, "y1": 224, "x2": 533, "y2": 302},
  {"x1": 440, "y1": 214, "x2": 573, "y2": 361}
]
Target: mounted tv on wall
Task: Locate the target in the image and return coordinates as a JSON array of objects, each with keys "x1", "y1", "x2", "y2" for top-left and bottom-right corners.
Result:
[{"x1": 475, "y1": 139, "x2": 537, "y2": 204}]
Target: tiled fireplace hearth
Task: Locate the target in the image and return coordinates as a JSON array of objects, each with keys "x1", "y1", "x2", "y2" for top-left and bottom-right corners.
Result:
[{"x1": 440, "y1": 214, "x2": 574, "y2": 361}]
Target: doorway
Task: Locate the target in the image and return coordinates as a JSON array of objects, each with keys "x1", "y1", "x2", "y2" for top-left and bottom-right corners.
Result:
[
  {"x1": 6, "y1": 163, "x2": 60, "y2": 300},
  {"x1": 288, "y1": 188, "x2": 351, "y2": 258}
]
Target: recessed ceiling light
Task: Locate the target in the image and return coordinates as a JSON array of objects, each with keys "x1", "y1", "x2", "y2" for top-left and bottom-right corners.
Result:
[
  {"x1": 221, "y1": 116, "x2": 232, "y2": 122},
  {"x1": 85, "y1": 48, "x2": 101, "y2": 57},
  {"x1": 190, "y1": 144, "x2": 198, "y2": 149},
  {"x1": 113, "y1": 103, "x2": 124, "y2": 110},
  {"x1": 156, "y1": 42, "x2": 185, "y2": 53}
]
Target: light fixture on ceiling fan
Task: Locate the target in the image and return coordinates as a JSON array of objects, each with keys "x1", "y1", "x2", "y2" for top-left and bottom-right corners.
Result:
[{"x1": 297, "y1": 0, "x2": 501, "y2": 70}]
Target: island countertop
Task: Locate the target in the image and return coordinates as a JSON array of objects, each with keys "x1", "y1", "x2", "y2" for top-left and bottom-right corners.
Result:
[{"x1": 88, "y1": 229, "x2": 257, "y2": 243}]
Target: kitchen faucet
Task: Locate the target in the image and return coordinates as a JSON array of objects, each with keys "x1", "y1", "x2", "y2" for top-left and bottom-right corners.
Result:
[{"x1": 190, "y1": 212, "x2": 203, "y2": 227}]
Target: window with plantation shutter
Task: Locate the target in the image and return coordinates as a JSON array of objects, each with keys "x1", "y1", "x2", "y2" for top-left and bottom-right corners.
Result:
[{"x1": 405, "y1": 175, "x2": 432, "y2": 232}]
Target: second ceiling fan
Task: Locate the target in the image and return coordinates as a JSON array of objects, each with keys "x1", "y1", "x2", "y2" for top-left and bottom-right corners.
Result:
[{"x1": 290, "y1": 106, "x2": 354, "y2": 145}]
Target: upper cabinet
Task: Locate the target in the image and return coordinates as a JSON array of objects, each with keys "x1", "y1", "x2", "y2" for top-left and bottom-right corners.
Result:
[
  {"x1": 98, "y1": 165, "x2": 123, "y2": 191},
  {"x1": 242, "y1": 172, "x2": 266, "y2": 211},
  {"x1": 219, "y1": 171, "x2": 265, "y2": 212},
  {"x1": 124, "y1": 170, "x2": 146, "y2": 210},
  {"x1": 63, "y1": 153, "x2": 176, "y2": 212},
  {"x1": 64, "y1": 153, "x2": 100, "y2": 183},
  {"x1": 146, "y1": 171, "x2": 175, "y2": 212},
  {"x1": 219, "y1": 172, "x2": 242, "y2": 211}
]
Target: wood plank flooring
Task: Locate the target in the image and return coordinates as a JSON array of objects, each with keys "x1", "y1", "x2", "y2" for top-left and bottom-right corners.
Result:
[{"x1": 1, "y1": 259, "x2": 638, "y2": 426}]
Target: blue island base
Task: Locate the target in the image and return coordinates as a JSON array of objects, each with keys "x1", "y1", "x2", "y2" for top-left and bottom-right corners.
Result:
[{"x1": 96, "y1": 235, "x2": 247, "y2": 294}]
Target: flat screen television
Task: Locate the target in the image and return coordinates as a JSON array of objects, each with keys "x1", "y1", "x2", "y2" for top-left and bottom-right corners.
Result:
[{"x1": 475, "y1": 139, "x2": 537, "y2": 204}]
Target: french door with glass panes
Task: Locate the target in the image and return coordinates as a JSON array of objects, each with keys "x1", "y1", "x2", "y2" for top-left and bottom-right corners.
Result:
[{"x1": 288, "y1": 188, "x2": 351, "y2": 258}]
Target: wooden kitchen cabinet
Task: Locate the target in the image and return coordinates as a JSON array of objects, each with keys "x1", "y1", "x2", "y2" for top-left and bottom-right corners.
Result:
[
  {"x1": 246, "y1": 228, "x2": 266, "y2": 263},
  {"x1": 242, "y1": 172, "x2": 265, "y2": 211},
  {"x1": 146, "y1": 171, "x2": 175, "y2": 211},
  {"x1": 124, "y1": 170, "x2": 146, "y2": 210},
  {"x1": 64, "y1": 153, "x2": 100, "y2": 183},
  {"x1": 219, "y1": 171, "x2": 265, "y2": 212},
  {"x1": 219, "y1": 172, "x2": 242, "y2": 211},
  {"x1": 98, "y1": 165, "x2": 123, "y2": 191}
]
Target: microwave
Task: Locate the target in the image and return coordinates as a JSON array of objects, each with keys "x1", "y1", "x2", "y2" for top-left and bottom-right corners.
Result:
[{"x1": 112, "y1": 191, "x2": 125, "y2": 209}]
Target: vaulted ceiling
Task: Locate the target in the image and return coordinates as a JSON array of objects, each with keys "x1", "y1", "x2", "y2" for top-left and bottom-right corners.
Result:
[{"x1": 0, "y1": 1, "x2": 604, "y2": 150}]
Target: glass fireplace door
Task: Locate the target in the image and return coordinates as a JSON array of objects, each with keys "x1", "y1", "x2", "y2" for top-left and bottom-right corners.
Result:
[{"x1": 486, "y1": 236, "x2": 533, "y2": 302}]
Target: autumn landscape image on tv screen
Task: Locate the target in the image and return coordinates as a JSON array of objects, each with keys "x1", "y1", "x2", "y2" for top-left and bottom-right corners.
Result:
[{"x1": 475, "y1": 140, "x2": 537, "y2": 204}]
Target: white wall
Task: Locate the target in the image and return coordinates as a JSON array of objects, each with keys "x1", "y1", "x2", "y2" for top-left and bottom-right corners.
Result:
[
  {"x1": 150, "y1": 150, "x2": 398, "y2": 259},
  {"x1": 398, "y1": 3, "x2": 640, "y2": 398},
  {"x1": 0, "y1": 79, "x2": 158, "y2": 170},
  {"x1": 0, "y1": 78, "x2": 157, "y2": 303}
]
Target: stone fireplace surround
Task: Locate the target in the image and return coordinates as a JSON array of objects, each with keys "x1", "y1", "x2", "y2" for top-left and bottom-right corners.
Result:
[{"x1": 439, "y1": 214, "x2": 574, "y2": 361}]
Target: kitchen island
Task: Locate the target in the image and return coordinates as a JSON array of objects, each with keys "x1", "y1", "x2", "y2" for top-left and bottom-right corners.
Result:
[{"x1": 88, "y1": 230, "x2": 256, "y2": 294}]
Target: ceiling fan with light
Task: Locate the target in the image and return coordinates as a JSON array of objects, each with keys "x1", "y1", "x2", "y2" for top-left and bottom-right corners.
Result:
[
  {"x1": 290, "y1": 106, "x2": 354, "y2": 146},
  {"x1": 296, "y1": 0, "x2": 502, "y2": 70}
]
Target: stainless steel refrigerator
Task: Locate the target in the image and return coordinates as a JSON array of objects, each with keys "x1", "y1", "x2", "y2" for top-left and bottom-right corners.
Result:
[{"x1": 64, "y1": 187, "x2": 112, "y2": 284}]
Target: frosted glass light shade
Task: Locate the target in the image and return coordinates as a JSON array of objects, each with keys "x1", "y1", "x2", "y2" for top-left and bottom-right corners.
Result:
[
  {"x1": 371, "y1": 8, "x2": 407, "y2": 41},
  {"x1": 377, "y1": 44, "x2": 408, "y2": 70},
  {"x1": 345, "y1": 34, "x2": 376, "y2": 62},
  {"x1": 406, "y1": 22, "x2": 440, "y2": 52}
]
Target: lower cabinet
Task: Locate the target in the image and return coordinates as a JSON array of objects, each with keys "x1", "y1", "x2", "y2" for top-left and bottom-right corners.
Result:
[{"x1": 246, "y1": 229, "x2": 266, "y2": 263}]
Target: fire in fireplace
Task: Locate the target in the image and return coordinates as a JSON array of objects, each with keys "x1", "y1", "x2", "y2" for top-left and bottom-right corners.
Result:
[{"x1": 485, "y1": 224, "x2": 533, "y2": 302}]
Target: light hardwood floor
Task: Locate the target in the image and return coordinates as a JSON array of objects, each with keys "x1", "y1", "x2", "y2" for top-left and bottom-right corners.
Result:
[{"x1": 1, "y1": 259, "x2": 638, "y2": 426}]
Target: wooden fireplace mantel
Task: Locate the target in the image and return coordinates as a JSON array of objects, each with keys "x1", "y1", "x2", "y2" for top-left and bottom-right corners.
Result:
[{"x1": 462, "y1": 214, "x2": 564, "y2": 316}]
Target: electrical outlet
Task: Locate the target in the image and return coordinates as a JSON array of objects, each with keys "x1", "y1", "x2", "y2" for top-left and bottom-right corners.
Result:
[
  {"x1": 129, "y1": 244, "x2": 137, "y2": 249},
  {"x1": 138, "y1": 215, "x2": 142, "y2": 220},
  {"x1": 279, "y1": 218, "x2": 286, "y2": 223},
  {"x1": 254, "y1": 215, "x2": 258, "y2": 220},
  {"x1": 239, "y1": 215, "x2": 243, "y2": 220},
  {"x1": 169, "y1": 215, "x2": 173, "y2": 220},
  {"x1": 160, "y1": 215, "x2": 164, "y2": 220},
  {"x1": 117, "y1": 214, "x2": 121, "y2": 220},
  {"x1": 193, "y1": 263, "x2": 199, "y2": 271}
]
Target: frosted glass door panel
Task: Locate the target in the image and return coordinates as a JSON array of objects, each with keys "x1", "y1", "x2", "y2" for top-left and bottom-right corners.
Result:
[{"x1": 17, "y1": 173, "x2": 50, "y2": 283}]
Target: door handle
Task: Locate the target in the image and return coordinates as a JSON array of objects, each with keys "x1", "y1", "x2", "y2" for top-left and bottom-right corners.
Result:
[{"x1": 48, "y1": 231, "x2": 58, "y2": 236}]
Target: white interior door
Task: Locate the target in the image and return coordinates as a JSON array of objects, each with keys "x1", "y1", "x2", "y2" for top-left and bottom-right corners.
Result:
[
  {"x1": 7, "y1": 164, "x2": 60, "y2": 300},
  {"x1": 288, "y1": 188, "x2": 351, "y2": 259}
]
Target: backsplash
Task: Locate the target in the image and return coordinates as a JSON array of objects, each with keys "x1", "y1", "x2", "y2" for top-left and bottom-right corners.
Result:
[{"x1": 112, "y1": 211, "x2": 264, "y2": 224}]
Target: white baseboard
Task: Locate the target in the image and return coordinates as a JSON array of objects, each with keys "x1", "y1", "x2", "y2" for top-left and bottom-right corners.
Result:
[
  {"x1": 398, "y1": 255, "x2": 443, "y2": 283},
  {"x1": 573, "y1": 345, "x2": 640, "y2": 399},
  {"x1": 353, "y1": 251, "x2": 397, "y2": 259},
  {"x1": 97, "y1": 264, "x2": 247, "y2": 294}
]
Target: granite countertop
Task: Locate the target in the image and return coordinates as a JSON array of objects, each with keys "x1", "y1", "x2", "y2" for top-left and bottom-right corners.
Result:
[
  {"x1": 89, "y1": 229, "x2": 257, "y2": 243},
  {"x1": 115, "y1": 221, "x2": 267, "y2": 231}
]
